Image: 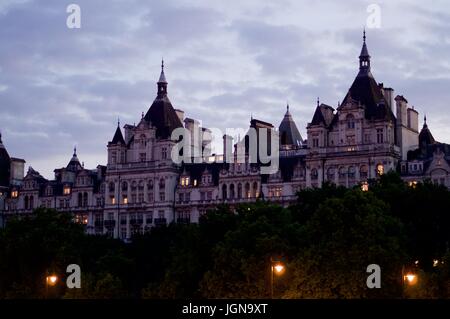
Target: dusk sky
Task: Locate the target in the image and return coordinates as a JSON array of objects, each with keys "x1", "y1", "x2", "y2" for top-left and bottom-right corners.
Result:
[{"x1": 1, "y1": 0, "x2": 450, "y2": 178}]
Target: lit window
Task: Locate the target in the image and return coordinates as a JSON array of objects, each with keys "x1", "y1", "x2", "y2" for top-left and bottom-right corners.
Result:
[
  {"x1": 376, "y1": 164, "x2": 384, "y2": 176},
  {"x1": 408, "y1": 181, "x2": 417, "y2": 188},
  {"x1": 361, "y1": 182, "x2": 369, "y2": 192},
  {"x1": 63, "y1": 186, "x2": 71, "y2": 195},
  {"x1": 123, "y1": 196, "x2": 128, "y2": 204},
  {"x1": 111, "y1": 196, "x2": 116, "y2": 205},
  {"x1": 193, "y1": 179, "x2": 197, "y2": 186},
  {"x1": 11, "y1": 190, "x2": 19, "y2": 198}
]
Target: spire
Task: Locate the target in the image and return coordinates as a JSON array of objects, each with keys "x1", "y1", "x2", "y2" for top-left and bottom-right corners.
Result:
[
  {"x1": 157, "y1": 59, "x2": 168, "y2": 97},
  {"x1": 317, "y1": 97, "x2": 320, "y2": 107},
  {"x1": 111, "y1": 123, "x2": 125, "y2": 145},
  {"x1": 286, "y1": 102, "x2": 289, "y2": 112},
  {"x1": 359, "y1": 29, "x2": 371, "y2": 74},
  {"x1": 424, "y1": 114, "x2": 427, "y2": 127},
  {"x1": 73, "y1": 145, "x2": 77, "y2": 157}
]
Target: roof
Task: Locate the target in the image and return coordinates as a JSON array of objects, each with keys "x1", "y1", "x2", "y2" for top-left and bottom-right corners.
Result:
[
  {"x1": 66, "y1": 147, "x2": 83, "y2": 171},
  {"x1": 341, "y1": 34, "x2": 396, "y2": 122},
  {"x1": 111, "y1": 125, "x2": 125, "y2": 145},
  {"x1": 310, "y1": 103, "x2": 335, "y2": 127},
  {"x1": 0, "y1": 132, "x2": 11, "y2": 187},
  {"x1": 279, "y1": 105, "x2": 303, "y2": 146},
  {"x1": 419, "y1": 120, "x2": 435, "y2": 149},
  {"x1": 143, "y1": 62, "x2": 183, "y2": 139}
]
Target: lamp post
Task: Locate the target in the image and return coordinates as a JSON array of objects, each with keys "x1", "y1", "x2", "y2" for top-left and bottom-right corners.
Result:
[
  {"x1": 270, "y1": 257, "x2": 285, "y2": 299},
  {"x1": 45, "y1": 273, "x2": 58, "y2": 299},
  {"x1": 401, "y1": 266, "x2": 418, "y2": 298}
]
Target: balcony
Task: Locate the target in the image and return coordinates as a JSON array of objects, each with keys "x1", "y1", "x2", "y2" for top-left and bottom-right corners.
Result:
[
  {"x1": 94, "y1": 220, "x2": 103, "y2": 228},
  {"x1": 177, "y1": 217, "x2": 190, "y2": 224},
  {"x1": 130, "y1": 218, "x2": 144, "y2": 225},
  {"x1": 104, "y1": 219, "x2": 116, "y2": 228},
  {"x1": 154, "y1": 218, "x2": 167, "y2": 226}
]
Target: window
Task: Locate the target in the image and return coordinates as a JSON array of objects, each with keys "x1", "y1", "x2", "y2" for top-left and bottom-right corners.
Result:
[
  {"x1": 109, "y1": 182, "x2": 115, "y2": 193},
  {"x1": 376, "y1": 129, "x2": 384, "y2": 144},
  {"x1": 111, "y1": 151, "x2": 117, "y2": 164},
  {"x1": 162, "y1": 147, "x2": 167, "y2": 159},
  {"x1": 222, "y1": 184, "x2": 227, "y2": 199},
  {"x1": 346, "y1": 114, "x2": 355, "y2": 129},
  {"x1": 181, "y1": 176, "x2": 190, "y2": 186},
  {"x1": 63, "y1": 186, "x2": 71, "y2": 195},
  {"x1": 245, "y1": 183, "x2": 251, "y2": 198},
  {"x1": 311, "y1": 169, "x2": 318, "y2": 180},
  {"x1": 200, "y1": 192, "x2": 205, "y2": 201},
  {"x1": 327, "y1": 167, "x2": 335, "y2": 181},
  {"x1": 138, "y1": 193, "x2": 144, "y2": 203},
  {"x1": 364, "y1": 133, "x2": 371, "y2": 143},
  {"x1": 122, "y1": 181, "x2": 128, "y2": 192},
  {"x1": 159, "y1": 192, "x2": 165, "y2": 202},
  {"x1": 193, "y1": 179, "x2": 197, "y2": 187},
  {"x1": 120, "y1": 151, "x2": 125, "y2": 163},
  {"x1": 111, "y1": 196, "x2": 116, "y2": 205},
  {"x1": 348, "y1": 166, "x2": 356, "y2": 179},
  {"x1": 146, "y1": 212, "x2": 153, "y2": 224},
  {"x1": 148, "y1": 192, "x2": 154, "y2": 203},
  {"x1": 376, "y1": 164, "x2": 384, "y2": 176},
  {"x1": 139, "y1": 153, "x2": 146, "y2": 162},
  {"x1": 123, "y1": 196, "x2": 128, "y2": 204},
  {"x1": 11, "y1": 190, "x2": 18, "y2": 198},
  {"x1": 179, "y1": 193, "x2": 184, "y2": 202},
  {"x1": 207, "y1": 191, "x2": 212, "y2": 200},
  {"x1": 360, "y1": 165, "x2": 368, "y2": 179},
  {"x1": 312, "y1": 138, "x2": 319, "y2": 148}
]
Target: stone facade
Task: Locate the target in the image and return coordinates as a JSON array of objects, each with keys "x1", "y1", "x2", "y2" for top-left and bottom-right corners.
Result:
[{"x1": 1, "y1": 34, "x2": 449, "y2": 239}]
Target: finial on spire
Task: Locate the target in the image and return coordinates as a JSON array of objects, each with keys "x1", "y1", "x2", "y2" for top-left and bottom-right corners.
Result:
[
  {"x1": 317, "y1": 97, "x2": 320, "y2": 107},
  {"x1": 286, "y1": 101, "x2": 289, "y2": 111},
  {"x1": 117, "y1": 117, "x2": 120, "y2": 127},
  {"x1": 73, "y1": 145, "x2": 77, "y2": 156},
  {"x1": 363, "y1": 28, "x2": 366, "y2": 43},
  {"x1": 161, "y1": 58, "x2": 164, "y2": 72},
  {"x1": 424, "y1": 114, "x2": 427, "y2": 124}
]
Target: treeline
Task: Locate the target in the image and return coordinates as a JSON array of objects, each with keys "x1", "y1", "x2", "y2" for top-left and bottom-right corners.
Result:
[{"x1": 0, "y1": 172, "x2": 449, "y2": 298}]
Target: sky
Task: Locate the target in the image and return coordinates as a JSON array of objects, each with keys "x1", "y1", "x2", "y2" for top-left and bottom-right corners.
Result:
[{"x1": 1, "y1": 0, "x2": 450, "y2": 179}]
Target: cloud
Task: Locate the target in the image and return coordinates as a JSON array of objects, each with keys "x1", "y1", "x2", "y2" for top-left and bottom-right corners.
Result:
[{"x1": 0, "y1": 0, "x2": 450, "y2": 178}]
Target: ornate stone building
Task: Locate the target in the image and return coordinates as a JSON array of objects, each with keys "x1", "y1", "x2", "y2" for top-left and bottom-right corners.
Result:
[{"x1": 1, "y1": 33, "x2": 449, "y2": 239}]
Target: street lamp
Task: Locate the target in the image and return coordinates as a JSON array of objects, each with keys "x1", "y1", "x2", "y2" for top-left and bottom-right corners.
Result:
[
  {"x1": 45, "y1": 274, "x2": 58, "y2": 299},
  {"x1": 401, "y1": 266, "x2": 418, "y2": 298},
  {"x1": 270, "y1": 257, "x2": 285, "y2": 299}
]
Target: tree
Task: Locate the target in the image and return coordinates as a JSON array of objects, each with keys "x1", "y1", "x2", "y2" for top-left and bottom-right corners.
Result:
[{"x1": 285, "y1": 190, "x2": 406, "y2": 298}]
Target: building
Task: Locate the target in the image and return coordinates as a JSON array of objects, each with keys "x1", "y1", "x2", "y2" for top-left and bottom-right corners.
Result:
[{"x1": 1, "y1": 32, "x2": 449, "y2": 239}]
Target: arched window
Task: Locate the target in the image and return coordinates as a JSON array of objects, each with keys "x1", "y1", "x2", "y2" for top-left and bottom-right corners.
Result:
[
  {"x1": 29, "y1": 196, "x2": 34, "y2": 209},
  {"x1": 360, "y1": 165, "x2": 368, "y2": 179},
  {"x1": 78, "y1": 193, "x2": 83, "y2": 207},
  {"x1": 237, "y1": 183, "x2": 242, "y2": 199},
  {"x1": 121, "y1": 181, "x2": 128, "y2": 192},
  {"x1": 109, "y1": 182, "x2": 115, "y2": 193},
  {"x1": 83, "y1": 192, "x2": 88, "y2": 207},
  {"x1": 311, "y1": 168, "x2": 318, "y2": 180},
  {"x1": 253, "y1": 182, "x2": 259, "y2": 198},
  {"x1": 24, "y1": 195, "x2": 29, "y2": 210},
  {"x1": 245, "y1": 183, "x2": 251, "y2": 198},
  {"x1": 230, "y1": 184, "x2": 235, "y2": 199},
  {"x1": 327, "y1": 167, "x2": 335, "y2": 181},
  {"x1": 159, "y1": 178, "x2": 165, "y2": 190},
  {"x1": 147, "y1": 179, "x2": 153, "y2": 190},
  {"x1": 339, "y1": 167, "x2": 346, "y2": 179},
  {"x1": 346, "y1": 114, "x2": 355, "y2": 129},
  {"x1": 376, "y1": 164, "x2": 384, "y2": 176},
  {"x1": 348, "y1": 166, "x2": 356, "y2": 179},
  {"x1": 222, "y1": 184, "x2": 227, "y2": 200}
]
